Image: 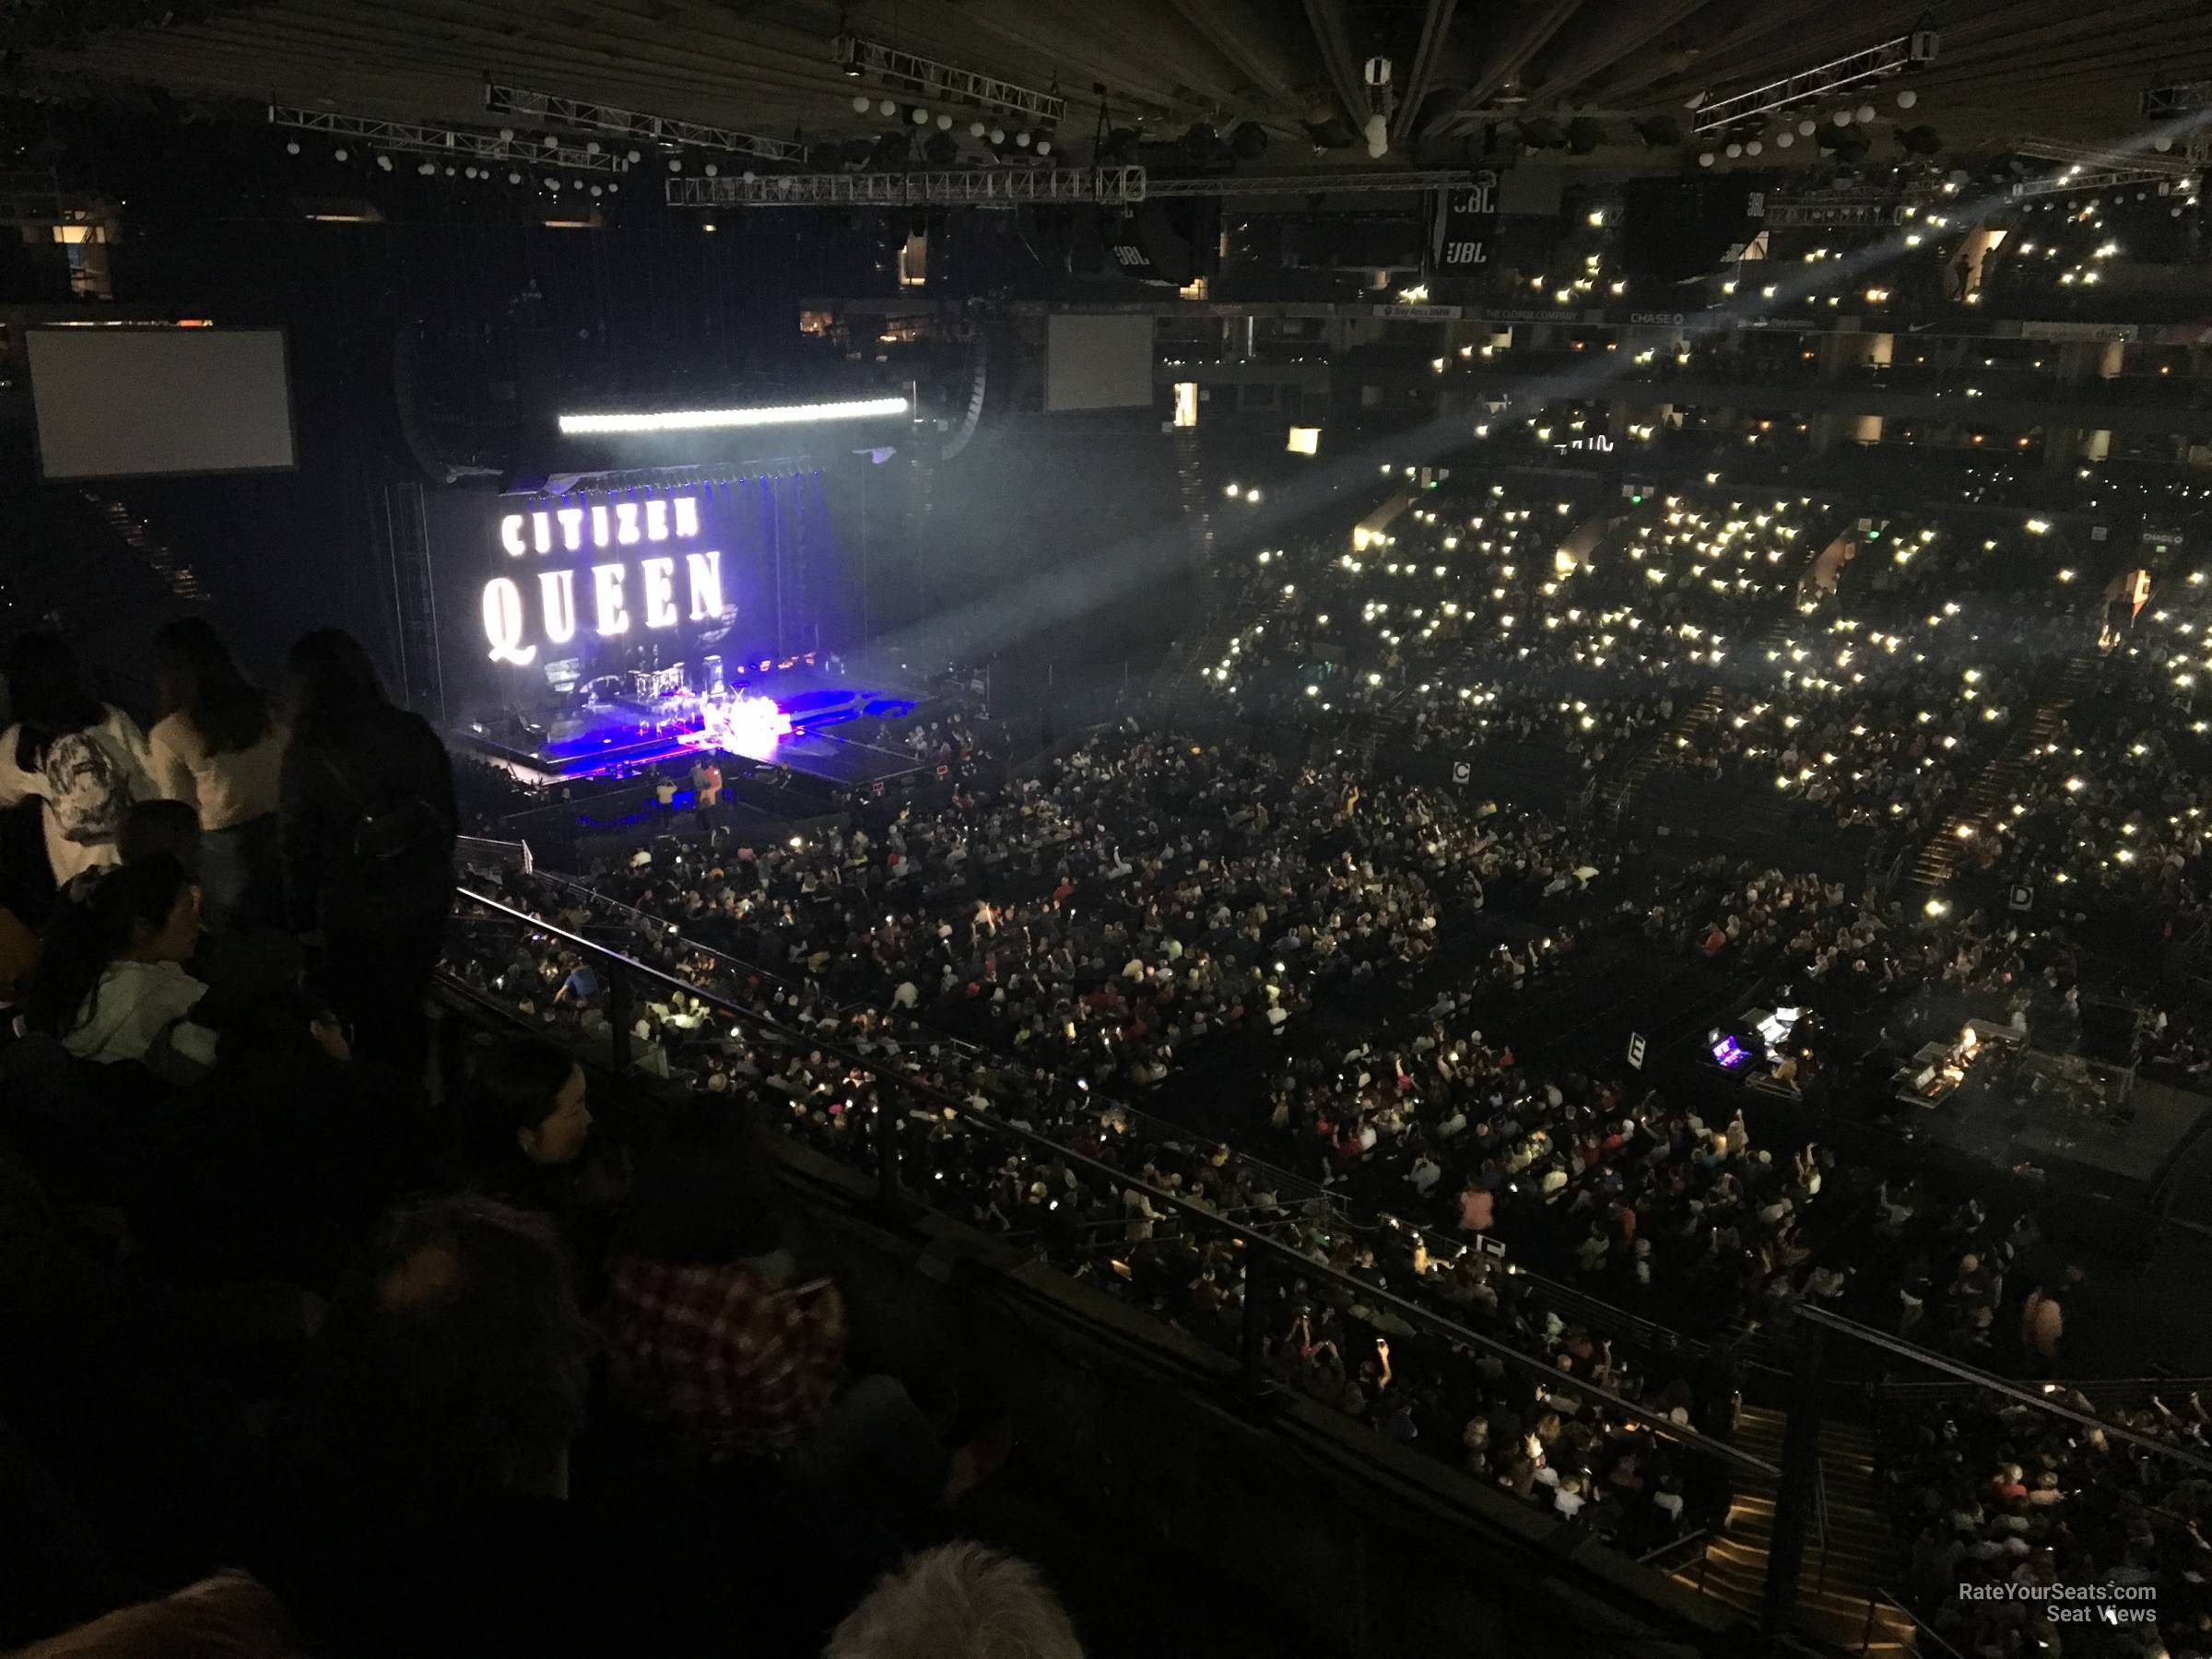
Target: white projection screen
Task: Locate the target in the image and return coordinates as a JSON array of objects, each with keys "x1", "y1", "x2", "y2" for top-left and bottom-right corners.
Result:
[
  {"x1": 1044, "y1": 313, "x2": 1155, "y2": 412},
  {"x1": 27, "y1": 326, "x2": 297, "y2": 480}
]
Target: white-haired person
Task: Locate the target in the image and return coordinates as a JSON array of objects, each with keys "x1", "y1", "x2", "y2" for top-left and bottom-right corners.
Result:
[{"x1": 826, "y1": 1543, "x2": 1084, "y2": 1659}]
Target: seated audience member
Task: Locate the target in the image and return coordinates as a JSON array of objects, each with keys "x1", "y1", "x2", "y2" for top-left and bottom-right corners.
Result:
[
  {"x1": 609, "y1": 1106, "x2": 843, "y2": 1465},
  {"x1": 15, "y1": 1571, "x2": 303, "y2": 1659},
  {"x1": 268, "y1": 1195, "x2": 729, "y2": 1656},
  {"x1": 826, "y1": 1543, "x2": 1085, "y2": 1659},
  {"x1": 147, "y1": 619, "x2": 287, "y2": 933},
  {"x1": 23, "y1": 857, "x2": 345, "y2": 1082},
  {"x1": 459, "y1": 1036, "x2": 594, "y2": 1214},
  {"x1": 0, "y1": 631, "x2": 157, "y2": 889},
  {"x1": 609, "y1": 1105, "x2": 996, "y2": 1514}
]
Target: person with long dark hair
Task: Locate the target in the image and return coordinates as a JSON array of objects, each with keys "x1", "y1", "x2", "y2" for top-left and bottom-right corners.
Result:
[
  {"x1": 277, "y1": 629, "x2": 455, "y2": 1084},
  {"x1": 0, "y1": 632, "x2": 155, "y2": 888},
  {"x1": 148, "y1": 619, "x2": 287, "y2": 933},
  {"x1": 459, "y1": 1036, "x2": 594, "y2": 1214}
]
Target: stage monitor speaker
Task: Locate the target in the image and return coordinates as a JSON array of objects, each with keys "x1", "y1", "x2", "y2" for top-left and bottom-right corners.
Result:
[{"x1": 2078, "y1": 999, "x2": 2142, "y2": 1065}]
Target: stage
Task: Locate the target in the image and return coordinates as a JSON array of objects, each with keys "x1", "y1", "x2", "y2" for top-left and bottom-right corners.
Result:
[
  {"x1": 1919, "y1": 1060, "x2": 2212, "y2": 1204},
  {"x1": 454, "y1": 662, "x2": 935, "y2": 793}
]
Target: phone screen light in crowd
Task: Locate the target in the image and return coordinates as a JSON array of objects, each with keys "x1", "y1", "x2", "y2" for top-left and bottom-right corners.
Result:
[{"x1": 557, "y1": 395, "x2": 909, "y2": 435}]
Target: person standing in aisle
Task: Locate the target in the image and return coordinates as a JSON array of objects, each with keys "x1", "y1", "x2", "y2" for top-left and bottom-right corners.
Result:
[
  {"x1": 147, "y1": 619, "x2": 287, "y2": 932},
  {"x1": 278, "y1": 629, "x2": 456, "y2": 1089}
]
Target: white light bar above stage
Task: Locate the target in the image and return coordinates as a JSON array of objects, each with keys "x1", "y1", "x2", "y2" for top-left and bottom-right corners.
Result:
[{"x1": 557, "y1": 396, "x2": 910, "y2": 436}]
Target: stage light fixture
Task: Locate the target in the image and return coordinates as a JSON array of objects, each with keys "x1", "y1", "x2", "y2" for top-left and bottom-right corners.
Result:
[
  {"x1": 1798, "y1": 117, "x2": 1817, "y2": 135},
  {"x1": 912, "y1": 106, "x2": 931, "y2": 125},
  {"x1": 833, "y1": 34, "x2": 1064, "y2": 126},
  {"x1": 879, "y1": 98, "x2": 898, "y2": 117},
  {"x1": 853, "y1": 95, "x2": 872, "y2": 113},
  {"x1": 969, "y1": 121, "x2": 987, "y2": 137},
  {"x1": 989, "y1": 126, "x2": 1006, "y2": 144},
  {"x1": 1699, "y1": 150, "x2": 1716, "y2": 167},
  {"x1": 1036, "y1": 139, "x2": 1052, "y2": 156},
  {"x1": 557, "y1": 396, "x2": 912, "y2": 436},
  {"x1": 1896, "y1": 88, "x2": 1918, "y2": 109}
]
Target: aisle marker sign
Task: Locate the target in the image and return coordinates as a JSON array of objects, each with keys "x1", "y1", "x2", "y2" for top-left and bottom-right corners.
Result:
[{"x1": 1627, "y1": 1032, "x2": 1647, "y2": 1071}]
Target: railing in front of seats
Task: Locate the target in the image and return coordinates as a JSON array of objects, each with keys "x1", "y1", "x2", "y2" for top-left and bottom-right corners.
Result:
[{"x1": 444, "y1": 882, "x2": 1783, "y2": 1492}]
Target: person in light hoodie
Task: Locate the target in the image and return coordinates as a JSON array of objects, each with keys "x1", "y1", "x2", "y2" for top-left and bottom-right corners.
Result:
[{"x1": 23, "y1": 855, "x2": 346, "y2": 1084}]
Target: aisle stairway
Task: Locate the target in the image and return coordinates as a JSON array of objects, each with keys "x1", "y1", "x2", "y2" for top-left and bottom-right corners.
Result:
[
  {"x1": 1677, "y1": 1404, "x2": 1917, "y2": 1653},
  {"x1": 1912, "y1": 652, "x2": 2100, "y2": 888},
  {"x1": 1598, "y1": 685, "x2": 1724, "y2": 819}
]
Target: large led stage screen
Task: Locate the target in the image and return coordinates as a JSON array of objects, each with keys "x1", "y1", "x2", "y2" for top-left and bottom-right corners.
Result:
[{"x1": 433, "y1": 474, "x2": 815, "y2": 715}]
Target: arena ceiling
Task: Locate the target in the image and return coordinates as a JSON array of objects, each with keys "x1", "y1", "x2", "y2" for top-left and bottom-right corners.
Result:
[{"x1": 11, "y1": 0, "x2": 2212, "y2": 169}]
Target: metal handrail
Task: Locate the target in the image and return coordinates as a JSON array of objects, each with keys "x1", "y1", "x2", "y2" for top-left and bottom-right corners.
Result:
[
  {"x1": 1636, "y1": 1527, "x2": 1710, "y2": 1568},
  {"x1": 1868, "y1": 1373, "x2": 2212, "y2": 1399},
  {"x1": 512, "y1": 858, "x2": 1747, "y2": 1375},
  {"x1": 1861, "y1": 1586, "x2": 1969, "y2": 1659},
  {"x1": 504, "y1": 862, "x2": 1351, "y2": 1224},
  {"x1": 1794, "y1": 1305, "x2": 2212, "y2": 1475},
  {"x1": 1814, "y1": 1454, "x2": 1831, "y2": 1600},
  {"x1": 449, "y1": 882, "x2": 1783, "y2": 1477},
  {"x1": 456, "y1": 833, "x2": 533, "y2": 874}
]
